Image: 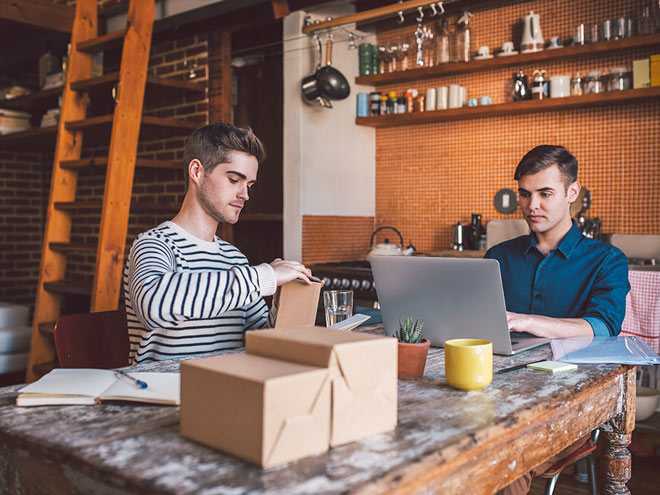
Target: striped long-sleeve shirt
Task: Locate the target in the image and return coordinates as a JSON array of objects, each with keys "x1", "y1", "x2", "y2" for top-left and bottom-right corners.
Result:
[{"x1": 123, "y1": 221, "x2": 277, "y2": 364}]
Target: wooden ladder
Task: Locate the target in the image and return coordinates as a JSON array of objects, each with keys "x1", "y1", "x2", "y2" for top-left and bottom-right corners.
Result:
[{"x1": 25, "y1": 0, "x2": 163, "y2": 381}]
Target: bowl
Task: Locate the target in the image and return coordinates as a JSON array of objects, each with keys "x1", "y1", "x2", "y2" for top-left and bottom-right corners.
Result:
[{"x1": 636, "y1": 386, "x2": 660, "y2": 422}]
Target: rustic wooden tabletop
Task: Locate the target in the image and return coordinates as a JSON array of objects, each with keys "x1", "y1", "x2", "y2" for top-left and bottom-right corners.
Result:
[{"x1": 0, "y1": 327, "x2": 636, "y2": 495}]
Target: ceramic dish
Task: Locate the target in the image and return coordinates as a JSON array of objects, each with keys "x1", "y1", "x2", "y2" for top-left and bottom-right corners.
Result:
[{"x1": 496, "y1": 51, "x2": 519, "y2": 56}]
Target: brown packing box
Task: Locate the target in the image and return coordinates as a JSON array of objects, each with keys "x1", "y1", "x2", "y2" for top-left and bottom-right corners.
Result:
[
  {"x1": 246, "y1": 326, "x2": 397, "y2": 446},
  {"x1": 275, "y1": 280, "x2": 322, "y2": 328},
  {"x1": 180, "y1": 353, "x2": 330, "y2": 468}
]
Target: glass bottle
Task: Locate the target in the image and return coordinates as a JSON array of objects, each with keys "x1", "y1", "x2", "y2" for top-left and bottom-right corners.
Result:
[
  {"x1": 512, "y1": 70, "x2": 532, "y2": 101},
  {"x1": 453, "y1": 11, "x2": 472, "y2": 63},
  {"x1": 435, "y1": 19, "x2": 451, "y2": 64}
]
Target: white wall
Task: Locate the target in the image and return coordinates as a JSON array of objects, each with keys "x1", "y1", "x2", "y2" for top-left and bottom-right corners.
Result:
[{"x1": 283, "y1": 6, "x2": 376, "y2": 260}]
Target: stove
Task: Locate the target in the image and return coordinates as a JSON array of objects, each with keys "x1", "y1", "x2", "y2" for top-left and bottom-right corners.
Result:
[{"x1": 309, "y1": 260, "x2": 377, "y2": 304}]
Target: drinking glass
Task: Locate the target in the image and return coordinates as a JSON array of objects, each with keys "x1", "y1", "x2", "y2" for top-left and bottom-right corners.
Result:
[{"x1": 323, "y1": 290, "x2": 353, "y2": 327}]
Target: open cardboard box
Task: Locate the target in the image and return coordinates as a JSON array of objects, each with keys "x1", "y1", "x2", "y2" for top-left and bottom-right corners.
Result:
[
  {"x1": 246, "y1": 326, "x2": 397, "y2": 446},
  {"x1": 180, "y1": 353, "x2": 331, "y2": 468}
]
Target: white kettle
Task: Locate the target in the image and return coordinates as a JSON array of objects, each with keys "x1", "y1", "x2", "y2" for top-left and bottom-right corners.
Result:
[
  {"x1": 521, "y1": 11, "x2": 544, "y2": 53},
  {"x1": 368, "y1": 226, "x2": 414, "y2": 256}
]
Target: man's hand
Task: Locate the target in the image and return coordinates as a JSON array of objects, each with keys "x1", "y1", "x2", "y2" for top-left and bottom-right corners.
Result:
[
  {"x1": 270, "y1": 259, "x2": 312, "y2": 286},
  {"x1": 506, "y1": 311, "x2": 544, "y2": 336}
]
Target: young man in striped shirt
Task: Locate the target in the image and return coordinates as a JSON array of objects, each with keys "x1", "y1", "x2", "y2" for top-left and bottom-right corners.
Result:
[{"x1": 124, "y1": 123, "x2": 312, "y2": 363}]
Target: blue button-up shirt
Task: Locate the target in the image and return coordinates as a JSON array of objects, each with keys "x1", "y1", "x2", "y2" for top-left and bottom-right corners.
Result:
[{"x1": 485, "y1": 222, "x2": 630, "y2": 336}]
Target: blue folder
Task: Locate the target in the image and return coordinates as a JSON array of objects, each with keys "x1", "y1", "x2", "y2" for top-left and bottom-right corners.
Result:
[{"x1": 551, "y1": 336, "x2": 660, "y2": 365}]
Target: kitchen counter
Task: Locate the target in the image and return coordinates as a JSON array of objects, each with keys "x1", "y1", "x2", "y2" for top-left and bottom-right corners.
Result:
[{"x1": 0, "y1": 328, "x2": 636, "y2": 495}]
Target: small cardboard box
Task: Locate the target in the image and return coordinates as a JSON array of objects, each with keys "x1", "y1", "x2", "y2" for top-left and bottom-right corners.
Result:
[
  {"x1": 650, "y1": 54, "x2": 660, "y2": 87},
  {"x1": 275, "y1": 281, "x2": 322, "y2": 328},
  {"x1": 180, "y1": 353, "x2": 330, "y2": 467},
  {"x1": 246, "y1": 326, "x2": 397, "y2": 446}
]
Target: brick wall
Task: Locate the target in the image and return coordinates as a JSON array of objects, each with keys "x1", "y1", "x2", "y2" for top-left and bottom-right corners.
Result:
[{"x1": 0, "y1": 152, "x2": 49, "y2": 306}]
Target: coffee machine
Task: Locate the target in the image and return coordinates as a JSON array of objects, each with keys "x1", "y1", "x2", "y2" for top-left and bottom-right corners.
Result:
[{"x1": 573, "y1": 187, "x2": 601, "y2": 239}]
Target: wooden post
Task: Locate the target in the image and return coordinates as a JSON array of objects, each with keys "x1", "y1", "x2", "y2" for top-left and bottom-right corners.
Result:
[
  {"x1": 26, "y1": 0, "x2": 96, "y2": 382},
  {"x1": 208, "y1": 29, "x2": 234, "y2": 243},
  {"x1": 91, "y1": 0, "x2": 155, "y2": 312}
]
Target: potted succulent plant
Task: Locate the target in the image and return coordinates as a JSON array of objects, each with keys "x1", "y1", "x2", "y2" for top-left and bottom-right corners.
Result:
[{"x1": 395, "y1": 317, "x2": 430, "y2": 379}]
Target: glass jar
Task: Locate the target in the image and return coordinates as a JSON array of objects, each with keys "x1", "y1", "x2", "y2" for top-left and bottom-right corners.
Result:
[
  {"x1": 571, "y1": 72, "x2": 584, "y2": 96},
  {"x1": 608, "y1": 67, "x2": 632, "y2": 91},
  {"x1": 584, "y1": 71, "x2": 605, "y2": 94}
]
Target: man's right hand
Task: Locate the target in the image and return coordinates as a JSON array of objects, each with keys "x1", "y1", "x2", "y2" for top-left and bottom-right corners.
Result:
[{"x1": 270, "y1": 259, "x2": 312, "y2": 286}]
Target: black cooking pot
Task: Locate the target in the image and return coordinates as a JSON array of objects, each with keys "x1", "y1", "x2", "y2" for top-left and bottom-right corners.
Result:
[{"x1": 301, "y1": 36, "x2": 350, "y2": 103}]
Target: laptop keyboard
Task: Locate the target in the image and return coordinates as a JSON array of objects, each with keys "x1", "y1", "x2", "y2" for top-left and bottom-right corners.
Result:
[{"x1": 510, "y1": 331, "x2": 536, "y2": 345}]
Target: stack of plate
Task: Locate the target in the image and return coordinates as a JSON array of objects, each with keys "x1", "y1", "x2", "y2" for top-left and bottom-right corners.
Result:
[
  {"x1": 0, "y1": 109, "x2": 31, "y2": 134},
  {"x1": 0, "y1": 302, "x2": 32, "y2": 374}
]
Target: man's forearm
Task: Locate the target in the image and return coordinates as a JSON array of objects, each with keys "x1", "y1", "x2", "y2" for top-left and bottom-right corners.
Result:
[{"x1": 507, "y1": 312, "x2": 594, "y2": 338}]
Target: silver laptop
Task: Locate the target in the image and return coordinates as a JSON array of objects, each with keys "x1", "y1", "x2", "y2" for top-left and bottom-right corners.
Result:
[{"x1": 369, "y1": 256, "x2": 548, "y2": 355}]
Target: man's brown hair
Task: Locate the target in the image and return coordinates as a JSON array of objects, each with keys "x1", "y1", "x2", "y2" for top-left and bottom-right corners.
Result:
[
  {"x1": 182, "y1": 123, "x2": 266, "y2": 191},
  {"x1": 514, "y1": 144, "x2": 577, "y2": 188}
]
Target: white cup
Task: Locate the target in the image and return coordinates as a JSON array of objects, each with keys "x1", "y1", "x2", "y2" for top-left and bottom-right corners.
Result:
[
  {"x1": 477, "y1": 46, "x2": 490, "y2": 57},
  {"x1": 501, "y1": 41, "x2": 514, "y2": 53},
  {"x1": 425, "y1": 88, "x2": 437, "y2": 111},
  {"x1": 448, "y1": 84, "x2": 464, "y2": 108},
  {"x1": 550, "y1": 75, "x2": 571, "y2": 98},
  {"x1": 436, "y1": 86, "x2": 448, "y2": 110}
]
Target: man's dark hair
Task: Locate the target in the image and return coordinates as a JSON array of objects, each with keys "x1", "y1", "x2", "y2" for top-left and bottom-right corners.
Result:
[
  {"x1": 182, "y1": 123, "x2": 266, "y2": 190},
  {"x1": 514, "y1": 145, "x2": 578, "y2": 187}
]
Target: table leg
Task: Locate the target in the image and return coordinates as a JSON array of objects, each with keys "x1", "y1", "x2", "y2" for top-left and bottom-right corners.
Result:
[{"x1": 602, "y1": 426, "x2": 632, "y2": 495}]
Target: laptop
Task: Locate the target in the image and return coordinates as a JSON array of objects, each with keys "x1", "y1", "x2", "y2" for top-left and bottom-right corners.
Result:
[{"x1": 369, "y1": 256, "x2": 548, "y2": 355}]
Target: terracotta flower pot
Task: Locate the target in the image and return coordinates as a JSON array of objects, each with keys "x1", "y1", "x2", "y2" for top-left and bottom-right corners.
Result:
[{"x1": 397, "y1": 339, "x2": 430, "y2": 379}]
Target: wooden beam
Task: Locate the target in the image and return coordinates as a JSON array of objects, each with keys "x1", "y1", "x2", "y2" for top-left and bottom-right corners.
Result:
[
  {"x1": 0, "y1": 0, "x2": 74, "y2": 33},
  {"x1": 271, "y1": 0, "x2": 290, "y2": 19},
  {"x1": 27, "y1": 0, "x2": 97, "y2": 383},
  {"x1": 301, "y1": 0, "x2": 432, "y2": 34},
  {"x1": 91, "y1": 0, "x2": 156, "y2": 312}
]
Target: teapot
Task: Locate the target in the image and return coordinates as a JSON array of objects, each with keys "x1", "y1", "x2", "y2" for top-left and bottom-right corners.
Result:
[
  {"x1": 521, "y1": 11, "x2": 544, "y2": 53},
  {"x1": 369, "y1": 226, "x2": 414, "y2": 256}
]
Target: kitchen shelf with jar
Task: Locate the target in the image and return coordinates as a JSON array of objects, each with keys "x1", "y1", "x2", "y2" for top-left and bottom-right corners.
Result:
[
  {"x1": 355, "y1": 86, "x2": 660, "y2": 128},
  {"x1": 355, "y1": 33, "x2": 660, "y2": 86}
]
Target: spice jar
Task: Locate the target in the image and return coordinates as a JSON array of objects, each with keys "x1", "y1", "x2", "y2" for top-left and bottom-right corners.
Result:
[
  {"x1": 387, "y1": 91, "x2": 398, "y2": 114},
  {"x1": 584, "y1": 70, "x2": 605, "y2": 94},
  {"x1": 608, "y1": 67, "x2": 631, "y2": 91},
  {"x1": 369, "y1": 92, "x2": 381, "y2": 116},
  {"x1": 571, "y1": 72, "x2": 584, "y2": 96}
]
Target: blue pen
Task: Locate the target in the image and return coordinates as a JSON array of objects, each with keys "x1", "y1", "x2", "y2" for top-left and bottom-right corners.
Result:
[{"x1": 114, "y1": 370, "x2": 148, "y2": 389}]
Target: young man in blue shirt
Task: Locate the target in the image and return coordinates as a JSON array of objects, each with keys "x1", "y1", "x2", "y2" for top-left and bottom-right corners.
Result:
[{"x1": 490, "y1": 145, "x2": 630, "y2": 495}]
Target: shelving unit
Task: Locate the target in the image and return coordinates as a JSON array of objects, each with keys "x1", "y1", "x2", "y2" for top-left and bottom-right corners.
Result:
[
  {"x1": 356, "y1": 87, "x2": 660, "y2": 127},
  {"x1": 356, "y1": 33, "x2": 660, "y2": 86}
]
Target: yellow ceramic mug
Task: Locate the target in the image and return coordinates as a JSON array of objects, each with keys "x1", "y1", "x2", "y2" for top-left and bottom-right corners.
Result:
[{"x1": 444, "y1": 338, "x2": 493, "y2": 391}]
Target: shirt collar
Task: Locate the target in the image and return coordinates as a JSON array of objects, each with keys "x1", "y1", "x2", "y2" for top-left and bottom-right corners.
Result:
[{"x1": 524, "y1": 221, "x2": 582, "y2": 258}]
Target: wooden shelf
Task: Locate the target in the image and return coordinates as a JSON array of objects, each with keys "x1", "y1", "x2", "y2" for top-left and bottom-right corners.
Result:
[
  {"x1": 0, "y1": 74, "x2": 204, "y2": 113},
  {"x1": 43, "y1": 279, "x2": 92, "y2": 297},
  {"x1": 65, "y1": 114, "x2": 199, "y2": 135},
  {"x1": 60, "y1": 157, "x2": 180, "y2": 170},
  {"x1": 77, "y1": 29, "x2": 126, "y2": 53},
  {"x1": 355, "y1": 87, "x2": 660, "y2": 127},
  {"x1": 54, "y1": 200, "x2": 178, "y2": 213},
  {"x1": 356, "y1": 34, "x2": 660, "y2": 86},
  {"x1": 0, "y1": 125, "x2": 57, "y2": 149},
  {"x1": 49, "y1": 242, "x2": 96, "y2": 254}
]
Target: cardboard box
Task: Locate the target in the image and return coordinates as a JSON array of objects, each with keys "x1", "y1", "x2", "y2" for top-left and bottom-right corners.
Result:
[
  {"x1": 651, "y1": 54, "x2": 660, "y2": 87},
  {"x1": 275, "y1": 281, "x2": 322, "y2": 328},
  {"x1": 246, "y1": 326, "x2": 397, "y2": 446},
  {"x1": 180, "y1": 353, "x2": 331, "y2": 467},
  {"x1": 633, "y1": 58, "x2": 650, "y2": 89}
]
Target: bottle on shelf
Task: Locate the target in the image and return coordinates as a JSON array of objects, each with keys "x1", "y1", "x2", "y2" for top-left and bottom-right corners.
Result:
[
  {"x1": 38, "y1": 50, "x2": 60, "y2": 89},
  {"x1": 435, "y1": 19, "x2": 451, "y2": 65},
  {"x1": 453, "y1": 11, "x2": 473, "y2": 63}
]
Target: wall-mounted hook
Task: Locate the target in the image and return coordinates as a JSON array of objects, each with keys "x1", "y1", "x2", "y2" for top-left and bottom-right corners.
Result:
[
  {"x1": 430, "y1": 3, "x2": 438, "y2": 17},
  {"x1": 416, "y1": 6, "x2": 424, "y2": 23},
  {"x1": 437, "y1": 2, "x2": 445, "y2": 15},
  {"x1": 397, "y1": 10, "x2": 404, "y2": 24}
]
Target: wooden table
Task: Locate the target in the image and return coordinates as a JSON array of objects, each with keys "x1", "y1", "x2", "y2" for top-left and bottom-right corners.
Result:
[{"x1": 0, "y1": 329, "x2": 636, "y2": 495}]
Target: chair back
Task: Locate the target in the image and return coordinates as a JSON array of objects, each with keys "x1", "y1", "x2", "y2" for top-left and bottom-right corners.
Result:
[{"x1": 54, "y1": 310, "x2": 129, "y2": 368}]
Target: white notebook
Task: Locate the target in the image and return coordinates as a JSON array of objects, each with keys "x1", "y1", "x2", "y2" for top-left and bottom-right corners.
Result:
[{"x1": 16, "y1": 369, "x2": 180, "y2": 407}]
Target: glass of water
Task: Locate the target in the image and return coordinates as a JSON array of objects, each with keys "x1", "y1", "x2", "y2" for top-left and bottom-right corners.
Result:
[{"x1": 323, "y1": 290, "x2": 353, "y2": 327}]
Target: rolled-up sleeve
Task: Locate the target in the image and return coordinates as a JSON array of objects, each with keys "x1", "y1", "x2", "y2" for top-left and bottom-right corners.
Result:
[{"x1": 582, "y1": 249, "x2": 630, "y2": 336}]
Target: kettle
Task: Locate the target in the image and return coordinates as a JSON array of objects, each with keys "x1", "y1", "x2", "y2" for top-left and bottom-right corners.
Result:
[
  {"x1": 521, "y1": 11, "x2": 544, "y2": 53},
  {"x1": 369, "y1": 226, "x2": 414, "y2": 256}
]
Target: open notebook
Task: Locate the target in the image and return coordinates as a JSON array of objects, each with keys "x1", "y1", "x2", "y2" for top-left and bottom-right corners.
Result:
[{"x1": 17, "y1": 369, "x2": 180, "y2": 407}]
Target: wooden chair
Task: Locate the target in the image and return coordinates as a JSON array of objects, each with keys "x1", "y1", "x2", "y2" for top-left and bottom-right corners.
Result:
[
  {"x1": 539, "y1": 429, "x2": 600, "y2": 495},
  {"x1": 53, "y1": 310, "x2": 129, "y2": 369}
]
